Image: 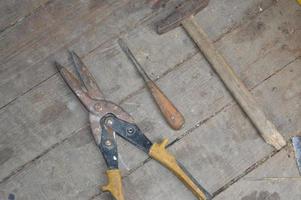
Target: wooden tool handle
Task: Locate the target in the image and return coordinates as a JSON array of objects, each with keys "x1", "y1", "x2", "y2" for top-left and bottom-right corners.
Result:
[
  {"x1": 118, "y1": 38, "x2": 185, "y2": 130},
  {"x1": 102, "y1": 169, "x2": 125, "y2": 200},
  {"x1": 181, "y1": 16, "x2": 286, "y2": 150},
  {"x1": 147, "y1": 81, "x2": 185, "y2": 130},
  {"x1": 149, "y1": 139, "x2": 209, "y2": 200}
]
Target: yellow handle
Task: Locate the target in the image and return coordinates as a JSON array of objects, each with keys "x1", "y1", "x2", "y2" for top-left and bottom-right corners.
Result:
[
  {"x1": 101, "y1": 169, "x2": 125, "y2": 200},
  {"x1": 149, "y1": 139, "x2": 209, "y2": 200},
  {"x1": 298, "y1": 0, "x2": 301, "y2": 5}
]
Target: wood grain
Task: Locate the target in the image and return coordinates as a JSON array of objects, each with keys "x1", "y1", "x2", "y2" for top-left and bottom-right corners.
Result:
[
  {"x1": 215, "y1": 146, "x2": 301, "y2": 200},
  {"x1": 0, "y1": 0, "x2": 132, "y2": 108},
  {"x1": 0, "y1": 0, "x2": 276, "y2": 109},
  {"x1": 0, "y1": 0, "x2": 300, "y2": 199},
  {"x1": 95, "y1": 59, "x2": 300, "y2": 200},
  {"x1": 0, "y1": 0, "x2": 298, "y2": 183},
  {"x1": 0, "y1": 0, "x2": 49, "y2": 32},
  {"x1": 182, "y1": 16, "x2": 286, "y2": 149},
  {"x1": 147, "y1": 81, "x2": 185, "y2": 130},
  {"x1": 0, "y1": 47, "x2": 299, "y2": 200}
]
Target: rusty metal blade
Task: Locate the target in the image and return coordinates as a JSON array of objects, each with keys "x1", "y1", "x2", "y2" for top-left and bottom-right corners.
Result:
[
  {"x1": 118, "y1": 38, "x2": 151, "y2": 82},
  {"x1": 69, "y1": 51, "x2": 104, "y2": 100},
  {"x1": 55, "y1": 62, "x2": 95, "y2": 110},
  {"x1": 292, "y1": 136, "x2": 301, "y2": 175}
]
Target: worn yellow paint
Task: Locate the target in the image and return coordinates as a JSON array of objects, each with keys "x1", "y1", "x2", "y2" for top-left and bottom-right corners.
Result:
[
  {"x1": 298, "y1": 0, "x2": 301, "y2": 5},
  {"x1": 149, "y1": 139, "x2": 208, "y2": 200},
  {"x1": 102, "y1": 169, "x2": 125, "y2": 200}
]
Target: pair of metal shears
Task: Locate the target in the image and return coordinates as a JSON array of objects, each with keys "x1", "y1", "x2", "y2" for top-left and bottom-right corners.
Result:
[{"x1": 56, "y1": 51, "x2": 211, "y2": 200}]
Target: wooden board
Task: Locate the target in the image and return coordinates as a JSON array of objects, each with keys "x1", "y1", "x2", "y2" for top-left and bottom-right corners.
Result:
[
  {"x1": 93, "y1": 58, "x2": 301, "y2": 200},
  {"x1": 0, "y1": 0, "x2": 283, "y2": 182},
  {"x1": 0, "y1": 0, "x2": 143, "y2": 107},
  {"x1": 0, "y1": 58, "x2": 297, "y2": 199},
  {"x1": 214, "y1": 145, "x2": 301, "y2": 200},
  {"x1": 0, "y1": 0, "x2": 276, "y2": 108},
  {"x1": 0, "y1": 0, "x2": 49, "y2": 32},
  {"x1": 0, "y1": 0, "x2": 300, "y2": 199}
]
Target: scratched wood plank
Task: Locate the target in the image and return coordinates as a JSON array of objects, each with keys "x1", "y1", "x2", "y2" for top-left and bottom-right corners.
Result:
[
  {"x1": 0, "y1": 0, "x2": 49, "y2": 32},
  {"x1": 0, "y1": 0, "x2": 184, "y2": 108},
  {"x1": 214, "y1": 146, "x2": 301, "y2": 200},
  {"x1": 0, "y1": 0, "x2": 298, "y2": 186},
  {"x1": 0, "y1": 0, "x2": 123, "y2": 62},
  {"x1": 0, "y1": 75, "x2": 88, "y2": 181},
  {"x1": 1, "y1": 0, "x2": 274, "y2": 181},
  {"x1": 66, "y1": 0, "x2": 279, "y2": 102},
  {"x1": 94, "y1": 55, "x2": 301, "y2": 200},
  {"x1": 78, "y1": 0, "x2": 293, "y2": 103},
  {"x1": 95, "y1": 105, "x2": 272, "y2": 200},
  {"x1": 0, "y1": 56, "x2": 278, "y2": 200},
  {"x1": 252, "y1": 58, "x2": 301, "y2": 138},
  {"x1": 0, "y1": 52, "x2": 225, "y2": 182},
  {"x1": 0, "y1": 29, "x2": 300, "y2": 200},
  {"x1": 193, "y1": 0, "x2": 276, "y2": 41},
  {"x1": 126, "y1": 0, "x2": 300, "y2": 90},
  {"x1": 0, "y1": 0, "x2": 296, "y2": 198},
  {"x1": 0, "y1": 0, "x2": 151, "y2": 108},
  {"x1": 0, "y1": 127, "x2": 105, "y2": 200},
  {"x1": 0, "y1": 53, "x2": 227, "y2": 200},
  {"x1": 218, "y1": 0, "x2": 301, "y2": 89},
  {"x1": 0, "y1": 0, "x2": 276, "y2": 108},
  {"x1": 96, "y1": 0, "x2": 300, "y2": 110}
]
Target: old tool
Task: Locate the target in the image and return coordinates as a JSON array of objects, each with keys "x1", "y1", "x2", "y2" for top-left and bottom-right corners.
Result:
[
  {"x1": 292, "y1": 136, "x2": 301, "y2": 175},
  {"x1": 118, "y1": 38, "x2": 185, "y2": 130},
  {"x1": 56, "y1": 51, "x2": 211, "y2": 200},
  {"x1": 156, "y1": 0, "x2": 286, "y2": 150}
]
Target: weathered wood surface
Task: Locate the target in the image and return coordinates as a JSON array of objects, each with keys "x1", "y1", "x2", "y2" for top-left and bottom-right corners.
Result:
[
  {"x1": 214, "y1": 145, "x2": 301, "y2": 200},
  {"x1": 0, "y1": 0, "x2": 148, "y2": 108},
  {"x1": 0, "y1": 0, "x2": 300, "y2": 199},
  {"x1": 0, "y1": 0, "x2": 276, "y2": 108},
  {"x1": 182, "y1": 16, "x2": 285, "y2": 149},
  {"x1": 0, "y1": 0, "x2": 49, "y2": 32},
  {"x1": 0, "y1": 0, "x2": 281, "y2": 182},
  {"x1": 93, "y1": 57, "x2": 301, "y2": 200},
  {"x1": 251, "y1": 59, "x2": 301, "y2": 137}
]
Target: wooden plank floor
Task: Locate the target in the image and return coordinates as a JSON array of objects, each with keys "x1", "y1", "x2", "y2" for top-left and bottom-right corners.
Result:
[{"x1": 0, "y1": 0, "x2": 300, "y2": 199}]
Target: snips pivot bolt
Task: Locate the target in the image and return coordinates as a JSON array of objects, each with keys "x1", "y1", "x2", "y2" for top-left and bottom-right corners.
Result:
[
  {"x1": 105, "y1": 140, "x2": 112, "y2": 146},
  {"x1": 94, "y1": 103, "x2": 103, "y2": 112},
  {"x1": 126, "y1": 127, "x2": 136, "y2": 136},
  {"x1": 105, "y1": 118, "x2": 113, "y2": 126}
]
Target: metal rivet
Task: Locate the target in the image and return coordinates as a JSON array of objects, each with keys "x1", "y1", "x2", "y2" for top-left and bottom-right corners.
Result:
[
  {"x1": 105, "y1": 140, "x2": 112, "y2": 146},
  {"x1": 105, "y1": 118, "x2": 113, "y2": 126},
  {"x1": 126, "y1": 127, "x2": 135, "y2": 135},
  {"x1": 94, "y1": 103, "x2": 103, "y2": 111}
]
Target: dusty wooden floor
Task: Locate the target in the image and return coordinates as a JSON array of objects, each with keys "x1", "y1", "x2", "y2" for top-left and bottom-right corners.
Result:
[{"x1": 0, "y1": 0, "x2": 300, "y2": 199}]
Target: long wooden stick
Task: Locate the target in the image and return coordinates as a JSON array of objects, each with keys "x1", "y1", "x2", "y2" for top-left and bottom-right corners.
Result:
[{"x1": 182, "y1": 16, "x2": 286, "y2": 150}]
